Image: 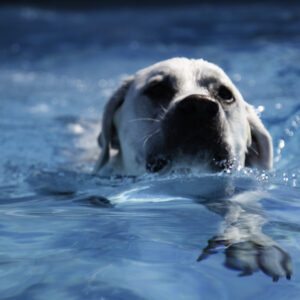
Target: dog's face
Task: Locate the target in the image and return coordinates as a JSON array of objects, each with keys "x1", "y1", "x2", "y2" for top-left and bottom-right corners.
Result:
[{"x1": 94, "y1": 58, "x2": 273, "y2": 175}]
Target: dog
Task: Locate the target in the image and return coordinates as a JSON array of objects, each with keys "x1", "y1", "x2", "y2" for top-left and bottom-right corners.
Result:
[
  {"x1": 92, "y1": 58, "x2": 293, "y2": 280},
  {"x1": 94, "y1": 57, "x2": 273, "y2": 175}
]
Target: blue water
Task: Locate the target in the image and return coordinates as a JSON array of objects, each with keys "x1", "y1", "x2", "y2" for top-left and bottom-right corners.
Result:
[{"x1": 1, "y1": 3, "x2": 300, "y2": 299}]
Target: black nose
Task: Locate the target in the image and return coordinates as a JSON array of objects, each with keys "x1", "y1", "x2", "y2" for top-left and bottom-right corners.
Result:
[{"x1": 176, "y1": 94, "x2": 219, "y2": 119}]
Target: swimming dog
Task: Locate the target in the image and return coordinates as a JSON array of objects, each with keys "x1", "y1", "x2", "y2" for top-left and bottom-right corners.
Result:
[{"x1": 94, "y1": 58, "x2": 272, "y2": 175}]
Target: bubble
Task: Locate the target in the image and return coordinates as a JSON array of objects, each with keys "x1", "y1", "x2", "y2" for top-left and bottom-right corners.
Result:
[
  {"x1": 278, "y1": 139, "x2": 285, "y2": 149},
  {"x1": 285, "y1": 129, "x2": 294, "y2": 137},
  {"x1": 257, "y1": 106, "x2": 265, "y2": 113},
  {"x1": 68, "y1": 123, "x2": 85, "y2": 135},
  {"x1": 233, "y1": 73, "x2": 242, "y2": 82}
]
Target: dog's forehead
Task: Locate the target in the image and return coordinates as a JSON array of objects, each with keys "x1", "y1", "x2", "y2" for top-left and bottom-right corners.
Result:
[{"x1": 134, "y1": 58, "x2": 229, "y2": 87}]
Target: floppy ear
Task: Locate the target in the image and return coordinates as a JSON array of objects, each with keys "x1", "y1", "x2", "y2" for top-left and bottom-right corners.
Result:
[
  {"x1": 93, "y1": 76, "x2": 134, "y2": 173},
  {"x1": 245, "y1": 104, "x2": 273, "y2": 170}
]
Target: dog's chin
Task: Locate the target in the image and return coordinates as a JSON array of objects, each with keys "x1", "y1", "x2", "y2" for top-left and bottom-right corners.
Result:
[
  {"x1": 146, "y1": 149, "x2": 235, "y2": 175},
  {"x1": 146, "y1": 155, "x2": 172, "y2": 174}
]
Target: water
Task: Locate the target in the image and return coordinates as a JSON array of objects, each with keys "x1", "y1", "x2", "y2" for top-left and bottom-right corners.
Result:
[{"x1": 1, "y1": 3, "x2": 300, "y2": 299}]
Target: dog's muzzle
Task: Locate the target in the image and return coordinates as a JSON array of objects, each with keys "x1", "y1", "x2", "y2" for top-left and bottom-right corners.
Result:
[{"x1": 146, "y1": 94, "x2": 233, "y2": 173}]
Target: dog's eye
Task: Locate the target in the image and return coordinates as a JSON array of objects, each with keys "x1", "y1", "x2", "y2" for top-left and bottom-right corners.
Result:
[
  {"x1": 143, "y1": 79, "x2": 175, "y2": 102},
  {"x1": 217, "y1": 85, "x2": 234, "y2": 103}
]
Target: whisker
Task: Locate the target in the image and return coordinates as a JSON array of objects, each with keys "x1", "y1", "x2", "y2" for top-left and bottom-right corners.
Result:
[
  {"x1": 128, "y1": 118, "x2": 160, "y2": 123},
  {"x1": 143, "y1": 129, "x2": 160, "y2": 148},
  {"x1": 248, "y1": 146, "x2": 259, "y2": 157},
  {"x1": 158, "y1": 105, "x2": 168, "y2": 119},
  {"x1": 159, "y1": 104, "x2": 168, "y2": 114}
]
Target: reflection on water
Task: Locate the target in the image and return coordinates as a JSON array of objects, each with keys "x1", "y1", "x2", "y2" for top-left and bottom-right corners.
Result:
[
  {"x1": 197, "y1": 189, "x2": 292, "y2": 281},
  {"x1": 107, "y1": 173, "x2": 294, "y2": 282},
  {"x1": 26, "y1": 171, "x2": 294, "y2": 283},
  {"x1": 1, "y1": 170, "x2": 300, "y2": 299}
]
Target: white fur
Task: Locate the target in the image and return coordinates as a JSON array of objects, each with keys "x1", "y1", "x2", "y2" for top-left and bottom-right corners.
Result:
[{"x1": 94, "y1": 58, "x2": 273, "y2": 175}]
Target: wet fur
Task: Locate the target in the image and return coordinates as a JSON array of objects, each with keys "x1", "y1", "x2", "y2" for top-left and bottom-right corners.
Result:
[{"x1": 94, "y1": 58, "x2": 273, "y2": 175}]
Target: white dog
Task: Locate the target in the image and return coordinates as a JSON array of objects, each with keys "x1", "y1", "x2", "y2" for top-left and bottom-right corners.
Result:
[
  {"x1": 94, "y1": 58, "x2": 273, "y2": 175},
  {"x1": 91, "y1": 58, "x2": 293, "y2": 281}
]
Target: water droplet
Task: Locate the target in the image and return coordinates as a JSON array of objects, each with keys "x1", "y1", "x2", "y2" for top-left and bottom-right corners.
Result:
[{"x1": 278, "y1": 139, "x2": 285, "y2": 149}]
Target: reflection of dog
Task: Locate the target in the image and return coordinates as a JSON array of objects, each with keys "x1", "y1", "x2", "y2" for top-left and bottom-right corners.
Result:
[
  {"x1": 94, "y1": 57, "x2": 273, "y2": 175},
  {"x1": 118, "y1": 176, "x2": 292, "y2": 281},
  {"x1": 197, "y1": 189, "x2": 292, "y2": 281}
]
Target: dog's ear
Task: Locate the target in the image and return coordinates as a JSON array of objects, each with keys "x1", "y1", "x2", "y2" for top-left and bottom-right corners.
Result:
[
  {"x1": 93, "y1": 76, "x2": 134, "y2": 173},
  {"x1": 245, "y1": 104, "x2": 273, "y2": 170}
]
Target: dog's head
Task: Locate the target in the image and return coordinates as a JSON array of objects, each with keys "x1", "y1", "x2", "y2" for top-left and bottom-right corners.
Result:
[{"x1": 94, "y1": 58, "x2": 273, "y2": 175}]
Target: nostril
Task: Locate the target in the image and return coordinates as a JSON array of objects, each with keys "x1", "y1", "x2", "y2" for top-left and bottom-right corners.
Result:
[
  {"x1": 177, "y1": 99, "x2": 198, "y2": 114},
  {"x1": 177, "y1": 95, "x2": 219, "y2": 118}
]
